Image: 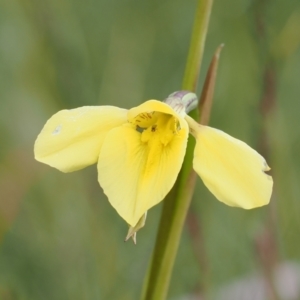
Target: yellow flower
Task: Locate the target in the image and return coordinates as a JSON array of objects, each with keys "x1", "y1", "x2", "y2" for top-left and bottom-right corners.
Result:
[{"x1": 34, "y1": 91, "x2": 273, "y2": 227}]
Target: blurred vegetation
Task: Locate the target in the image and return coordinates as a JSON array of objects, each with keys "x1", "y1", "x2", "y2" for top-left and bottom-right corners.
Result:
[{"x1": 1, "y1": 0, "x2": 300, "y2": 299}]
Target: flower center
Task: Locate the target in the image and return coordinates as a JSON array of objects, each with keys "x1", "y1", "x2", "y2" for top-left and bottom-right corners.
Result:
[{"x1": 132, "y1": 112, "x2": 180, "y2": 146}]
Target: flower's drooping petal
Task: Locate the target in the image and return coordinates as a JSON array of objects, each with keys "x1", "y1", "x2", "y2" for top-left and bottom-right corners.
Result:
[
  {"x1": 34, "y1": 106, "x2": 127, "y2": 172},
  {"x1": 128, "y1": 100, "x2": 187, "y2": 128},
  {"x1": 97, "y1": 120, "x2": 189, "y2": 226},
  {"x1": 186, "y1": 115, "x2": 273, "y2": 209}
]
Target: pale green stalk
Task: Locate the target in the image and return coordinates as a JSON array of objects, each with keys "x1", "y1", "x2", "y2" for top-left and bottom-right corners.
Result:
[{"x1": 141, "y1": 0, "x2": 213, "y2": 299}]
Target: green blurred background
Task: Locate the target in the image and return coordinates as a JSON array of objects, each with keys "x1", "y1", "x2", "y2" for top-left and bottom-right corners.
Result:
[{"x1": 1, "y1": 0, "x2": 300, "y2": 299}]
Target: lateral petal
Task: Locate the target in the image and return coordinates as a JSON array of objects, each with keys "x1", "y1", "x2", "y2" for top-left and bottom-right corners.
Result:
[
  {"x1": 97, "y1": 123, "x2": 189, "y2": 226},
  {"x1": 34, "y1": 106, "x2": 127, "y2": 172},
  {"x1": 186, "y1": 116, "x2": 273, "y2": 209}
]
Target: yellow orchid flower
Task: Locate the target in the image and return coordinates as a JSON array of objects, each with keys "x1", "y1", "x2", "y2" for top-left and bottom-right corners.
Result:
[{"x1": 34, "y1": 91, "x2": 273, "y2": 228}]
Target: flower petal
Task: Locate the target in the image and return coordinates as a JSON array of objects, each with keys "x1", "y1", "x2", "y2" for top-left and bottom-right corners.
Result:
[
  {"x1": 128, "y1": 100, "x2": 187, "y2": 128},
  {"x1": 186, "y1": 116, "x2": 273, "y2": 209},
  {"x1": 97, "y1": 123, "x2": 189, "y2": 226},
  {"x1": 34, "y1": 106, "x2": 127, "y2": 172}
]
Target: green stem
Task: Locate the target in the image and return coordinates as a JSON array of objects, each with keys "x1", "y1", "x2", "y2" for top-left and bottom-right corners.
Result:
[
  {"x1": 141, "y1": 1, "x2": 213, "y2": 299},
  {"x1": 182, "y1": 0, "x2": 213, "y2": 92}
]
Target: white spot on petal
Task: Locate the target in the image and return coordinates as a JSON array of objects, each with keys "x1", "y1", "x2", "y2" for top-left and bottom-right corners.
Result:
[{"x1": 52, "y1": 124, "x2": 62, "y2": 135}]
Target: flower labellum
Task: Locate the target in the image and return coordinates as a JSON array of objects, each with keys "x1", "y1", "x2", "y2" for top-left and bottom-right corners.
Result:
[{"x1": 34, "y1": 91, "x2": 273, "y2": 234}]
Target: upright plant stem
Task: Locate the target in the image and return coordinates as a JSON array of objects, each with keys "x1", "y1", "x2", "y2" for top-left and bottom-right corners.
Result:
[
  {"x1": 182, "y1": 0, "x2": 213, "y2": 92},
  {"x1": 141, "y1": 1, "x2": 213, "y2": 299}
]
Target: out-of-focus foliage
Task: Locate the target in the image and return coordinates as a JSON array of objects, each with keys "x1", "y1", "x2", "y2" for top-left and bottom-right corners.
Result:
[{"x1": 0, "y1": 0, "x2": 300, "y2": 299}]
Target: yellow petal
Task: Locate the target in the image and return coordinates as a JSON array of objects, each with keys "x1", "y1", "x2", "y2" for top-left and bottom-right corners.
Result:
[
  {"x1": 186, "y1": 116, "x2": 273, "y2": 209},
  {"x1": 34, "y1": 106, "x2": 127, "y2": 172},
  {"x1": 97, "y1": 122, "x2": 189, "y2": 226},
  {"x1": 128, "y1": 100, "x2": 187, "y2": 128}
]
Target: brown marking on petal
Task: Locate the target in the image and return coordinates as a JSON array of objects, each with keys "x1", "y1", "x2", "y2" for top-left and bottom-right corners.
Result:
[{"x1": 151, "y1": 125, "x2": 157, "y2": 132}]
